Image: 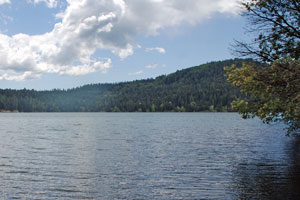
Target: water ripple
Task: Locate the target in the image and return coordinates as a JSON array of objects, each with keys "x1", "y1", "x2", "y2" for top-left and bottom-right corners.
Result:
[{"x1": 0, "y1": 113, "x2": 298, "y2": 199}]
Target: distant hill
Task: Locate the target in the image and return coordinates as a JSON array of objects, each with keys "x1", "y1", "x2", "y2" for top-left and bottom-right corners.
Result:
[{"x1": 0, "y1": 59, "x2": 254, "y2": 112}]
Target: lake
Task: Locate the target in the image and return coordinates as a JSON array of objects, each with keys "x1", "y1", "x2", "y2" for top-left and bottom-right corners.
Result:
[{"x1": 0, "y1": 113, "x2": 299, "y2": 199}]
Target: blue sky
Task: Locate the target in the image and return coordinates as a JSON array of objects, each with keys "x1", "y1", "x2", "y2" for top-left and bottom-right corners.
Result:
[{"x1": 0, "y1": 0, "x2": 250, "y2": 90}]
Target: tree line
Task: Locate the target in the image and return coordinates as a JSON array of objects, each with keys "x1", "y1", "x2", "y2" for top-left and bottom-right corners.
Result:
[{"x1": 0, "y1": 59, "x2": 251, "y2": 112}]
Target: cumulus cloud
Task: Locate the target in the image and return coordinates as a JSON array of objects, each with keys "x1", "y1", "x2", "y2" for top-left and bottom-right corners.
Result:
[
  {"x1": 0, "y1": 0, "x2": 10, "y2": 5},
  {"x1": 59, "y1": 58, "x2": 112, "y2": 76},
  {"x1": 0, "y1": 0, "x2": 241, "y2": 81},
  {"x1": 146, "y1": 47, "x2": 166, "y2": 54}
]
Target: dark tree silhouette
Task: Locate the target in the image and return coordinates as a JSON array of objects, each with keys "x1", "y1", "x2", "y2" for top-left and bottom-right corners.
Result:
[{"x1": 232, "y1": 0, "x2": 300, "y2": 62}]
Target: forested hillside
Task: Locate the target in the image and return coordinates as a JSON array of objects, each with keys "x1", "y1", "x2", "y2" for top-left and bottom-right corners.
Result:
[{"x1": 0, "y1": 59, "x2": 253, "y2": 112}]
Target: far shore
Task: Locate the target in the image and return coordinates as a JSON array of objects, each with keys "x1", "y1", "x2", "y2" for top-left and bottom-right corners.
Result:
[
  {"x1": 0, "y1": 110, "x2": 237, "y2": 113},
  {"x1": 0, "y1": 110, "x2": 19, "y2": 113}
]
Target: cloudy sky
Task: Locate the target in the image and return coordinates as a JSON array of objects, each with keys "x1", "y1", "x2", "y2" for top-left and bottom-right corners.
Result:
[{"x1": 0, "y1": 0, "x2": 249, "y2": 90}]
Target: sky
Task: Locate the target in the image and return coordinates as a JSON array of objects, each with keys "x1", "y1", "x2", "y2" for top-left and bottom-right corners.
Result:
[{"x1": 0, "y1": 0, "x2": 251, "y2": 90}]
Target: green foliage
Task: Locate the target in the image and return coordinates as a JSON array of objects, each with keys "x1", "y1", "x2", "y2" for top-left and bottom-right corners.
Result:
[
  {"x1": 225, "y1": 59, "x2": 300, "y2": 134},
  {"x1": 0, "y1": 59, "x2": 248, "y2": 113},
  {"x1": 112, "y1": 106, "x2": 120, "y2": 112},
  {"x1": 151, "y1": 104, "x2": 156, "y2": 112},
  {"x1": 228, "y1": 0, "x2": 300, "y2": 134}
]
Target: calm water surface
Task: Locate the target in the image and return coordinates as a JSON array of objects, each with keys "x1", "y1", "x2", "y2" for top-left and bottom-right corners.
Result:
[{"x1": 0, "y1": 113, "x2": 299, "y2": 199}]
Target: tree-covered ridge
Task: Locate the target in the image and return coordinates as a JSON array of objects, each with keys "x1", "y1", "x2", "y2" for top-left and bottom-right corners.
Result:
[{"x1": 0, "y1": 59, "x2": 252, "y2": 112}]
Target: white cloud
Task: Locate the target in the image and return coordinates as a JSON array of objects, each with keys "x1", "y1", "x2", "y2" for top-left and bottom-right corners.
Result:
[
  {"x1": 145, "y1": 64, "x2": 158, "y2": 69},
  {"x1": 0, "y1": 0, "x2": 10, "y2": 5},
  {"x1": 0, "y1": 0, "x2": 240, "y2": 81},
  {"x1": 128, "y1": 70, "x2": 143, "y2": 76},
  {"x1": 218, "y1": 0, "x2": 243, "y2": 14},
  {"x1": 27, "y1": 0, "x2": 58, "y2": 8},
  {"x1": 59, "y1": 58, "x2": 111, "y2": 76},
  {"x1": 0, "y1": 71, "x2": 40, "y2": 81},
  {"x1": 146, "y1": 47, "x2": 166, "y2": 54}
]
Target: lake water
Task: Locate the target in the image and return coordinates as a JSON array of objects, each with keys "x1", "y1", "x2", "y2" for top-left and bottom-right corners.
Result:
[{"x1": 0, "y1": 113, "x2": 299, "y2": 199}]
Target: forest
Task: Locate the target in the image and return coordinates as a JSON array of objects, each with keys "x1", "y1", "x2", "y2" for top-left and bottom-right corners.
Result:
[{"x1": 0, "y1": 59, "x2": 254, "y2": 112}]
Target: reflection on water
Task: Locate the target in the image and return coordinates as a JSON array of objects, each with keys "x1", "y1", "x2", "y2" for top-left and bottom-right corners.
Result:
[
  {"x1": 231, "y1": 135, "x2": 300, "y2": 199},
  {"x1": 0, "y1": 113, "x2": 299, "y2": 199}
]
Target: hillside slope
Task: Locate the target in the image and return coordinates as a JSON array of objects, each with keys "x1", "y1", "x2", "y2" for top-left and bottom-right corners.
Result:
[{"x1": 0, "y1": 59, "x2": 252, "y2": 112}]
